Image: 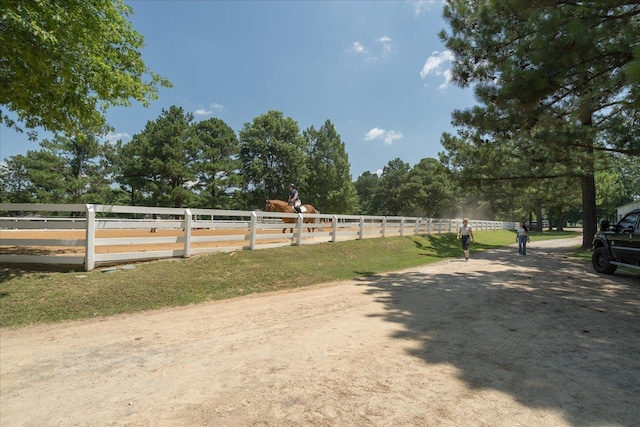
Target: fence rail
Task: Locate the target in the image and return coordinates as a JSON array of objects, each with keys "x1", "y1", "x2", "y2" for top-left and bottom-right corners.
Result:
[{"x1": 0, "y1": 203, "x2": 515, "y2": 271}]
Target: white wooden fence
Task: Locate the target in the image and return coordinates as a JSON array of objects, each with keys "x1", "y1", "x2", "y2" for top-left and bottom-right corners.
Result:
[{"x1": 0, "y1": 203, "x2": 514, "y2": 271}]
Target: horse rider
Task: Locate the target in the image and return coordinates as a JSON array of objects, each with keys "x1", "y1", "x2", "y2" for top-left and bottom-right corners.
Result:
[{"x1": 288, "y1": 183, "x2": 302, "y2": 213}]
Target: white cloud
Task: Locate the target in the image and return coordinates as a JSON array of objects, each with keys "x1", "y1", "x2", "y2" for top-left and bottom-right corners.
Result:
[
  {"x1": 439, "y1": 69, "x2": 453, "y2": 90},
  {"x1": 364, "y1": 127, "x2": 386, "y2": 140},
  {"x1": 364, "y1": 127, "x2": 403, "y2": 145},
  {"x1": 384, "y1": 130, "x2": 403, "y2": 144},
  {"x1": 103, "y1": 131, "x2": 131, "y2": 144},
  {"x1": 414, "y1": 0, "x2": 438, "y2": 16},
  {"x1": 352, "y1": 42, "x2": 366, "y2": 54},
  {"x1": 379, "y1": 36, "x2": 392, "y2": 54},
  {"x1": 351, "y1": 37, "x2": 393, "y2": 61},
  {"x1": 420, "y1": 50, "x2": 455, "y2": 88},
  {"x1": 194, "y1": 103, "x2": 223, "y2": 116}
]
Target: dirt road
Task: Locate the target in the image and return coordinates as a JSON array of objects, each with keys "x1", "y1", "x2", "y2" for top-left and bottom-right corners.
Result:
[{"x1": 1, "y1": 237, "x2": 639, "y2": 426}]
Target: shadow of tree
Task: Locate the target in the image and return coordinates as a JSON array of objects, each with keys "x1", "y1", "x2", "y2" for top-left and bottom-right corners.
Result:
[
  {"x1": 413, "y1": 234, "x2": 459, "y2": 258},
  {"x1": 414, "y1": 233, "x2": 511, "y2": 259},
  {"x1": 1, "y1": 267, "x2": 40, "y2": 283},
  {"x1": 353, "y1": 245, "x2": 640, "y2": 425}
]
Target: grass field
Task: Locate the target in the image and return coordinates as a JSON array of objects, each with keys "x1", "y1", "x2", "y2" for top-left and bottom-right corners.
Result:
[{"x1": 0, "y1": 229, "x2": 580, "y2": 328}]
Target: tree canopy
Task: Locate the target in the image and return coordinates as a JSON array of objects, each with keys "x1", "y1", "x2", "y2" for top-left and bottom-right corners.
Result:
[
  {"x1": 117, "y1": 106, "x2": 199, "y2": 208},
  {"x1": 0, "y1": 0, "x2": 171, "y2": 138},
  {"x1": 304, "y1": 120, "x2": 358, "y2": 214},
  {"x1": 1, "y1": 100, "x2": 636, "y2": 224},
  {"x1": 440, "y1": 0, "x2": 640, "y2": 247},
  {"x1": 239, "y1": 110, "x2": 308, "y2": 209}
]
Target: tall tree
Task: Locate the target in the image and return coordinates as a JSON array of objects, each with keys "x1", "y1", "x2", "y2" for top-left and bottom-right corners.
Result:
[
  {"x1": 1, "y1": 0, "x2": 171, "y2": 139},
  {"x1": 376, "y1": 158, "x2": 411, "y2": 216},
  {"x1": 440, "y1": 1, "x2": 640, "y2": 247},
  {"x1": 5, "y1": 151, "x2": 67, "y2": 203},
  {"x1": 439, "y1": 115, "x2": 582, "y2": 225},
  {"x1": 116, "y1": 106, "x2": 198, "y2": 207},
  {"x1": 193, "y1": 118, "x2": 241, "y2": 209},
  {"x1": 354, "y1": 171, "x2": 381, "y2": 215},
  {"x1": 592, "y1": 155, "x2": 640, "y2": 221},
  {"x1": 42, "y1": 133, "x2": 115, "y2": 203},
  {"x1": 304, "y1": 120, "x2": 358, "y2": 214},
  {"x1": 238, "y1": 110, "x2": 308, "y2": 209},
  {"x1": 404, "y1": 158, "x2": 459, "y2": 218},
  {"x1": 107, "y1": 139, "x2": 147, "y2": 206},
  {"x1": 618, "y1": 155, "x2": 640, "y2": 203},
  {"x1": 0, "y1": 155, "x2": 33, "y2": 203},
  {"x1": 0, "y1": 134, "x2": 116, "y2": 204}
]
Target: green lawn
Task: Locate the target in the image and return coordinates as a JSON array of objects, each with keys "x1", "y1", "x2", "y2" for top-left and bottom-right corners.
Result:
[{"x1": 0, "y1": 229, "x2": 579, "y2": 328}]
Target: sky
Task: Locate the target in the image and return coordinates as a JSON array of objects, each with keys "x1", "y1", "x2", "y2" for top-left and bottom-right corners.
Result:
[{"x1": 0, "y1": 0, "x2": 478, "y2": 179}]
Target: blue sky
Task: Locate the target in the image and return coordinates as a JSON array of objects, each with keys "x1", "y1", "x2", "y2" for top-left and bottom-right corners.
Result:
[{"x1": 0, "y1": 0, "x2": 477, "y2": 179}]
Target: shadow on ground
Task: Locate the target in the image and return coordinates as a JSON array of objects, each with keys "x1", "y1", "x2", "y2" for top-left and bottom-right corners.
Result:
[{"x1": 355, "y1": 244, "x2": 640, "y2": 426}]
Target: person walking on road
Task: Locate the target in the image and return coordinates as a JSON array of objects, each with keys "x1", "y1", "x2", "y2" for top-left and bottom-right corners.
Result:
[
  {"x1": 516, "y1": 221, "x2": 531, "y2": 255},
  {"x1": 457, "y1": 218, "x2": 475, "y2": 261}
]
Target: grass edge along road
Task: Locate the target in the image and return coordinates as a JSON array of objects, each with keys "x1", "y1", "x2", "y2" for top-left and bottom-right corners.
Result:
[{"x1": 0, "y1": 230, "x2": 579, "y2": 328}]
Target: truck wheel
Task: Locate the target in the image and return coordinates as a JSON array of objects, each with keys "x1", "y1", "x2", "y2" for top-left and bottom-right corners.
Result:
[{"x1": 592, "y1": 246, "x2": 617, "y2": 274}]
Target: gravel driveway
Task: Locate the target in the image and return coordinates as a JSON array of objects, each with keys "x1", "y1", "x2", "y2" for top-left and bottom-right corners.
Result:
[{"x1": 1, "y1": 237, "x2": 639, "y2": 426}]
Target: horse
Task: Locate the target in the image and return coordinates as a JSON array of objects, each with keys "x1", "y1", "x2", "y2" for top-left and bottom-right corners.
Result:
[{"x1": 265, "y1": 199, "x2": 319, "y2": 233}]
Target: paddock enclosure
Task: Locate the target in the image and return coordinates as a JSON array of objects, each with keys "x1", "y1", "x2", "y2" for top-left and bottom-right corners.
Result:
[{"x1": 0, "y1": 203, "x2": 513, "y2": 271}]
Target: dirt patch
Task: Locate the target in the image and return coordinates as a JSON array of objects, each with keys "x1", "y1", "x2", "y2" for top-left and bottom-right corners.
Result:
[{"x1": 1, "y1": 237, "x2": 639, "y2": 426}]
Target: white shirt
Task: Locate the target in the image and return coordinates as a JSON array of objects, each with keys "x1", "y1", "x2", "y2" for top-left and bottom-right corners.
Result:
[{"x1": 459, "y1": 225, "x2": 472, "y2": 236}]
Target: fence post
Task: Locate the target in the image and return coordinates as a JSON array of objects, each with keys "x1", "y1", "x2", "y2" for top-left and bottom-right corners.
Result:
[
  {"x1": 84, "y1": 204, "x2": 95, "y2": 271},
  {"x1": 295, "y1": 213, "x2": 303, "y2": 245},
  {"x1": 359, "y1": 216, "x2": 365, "y2": 240},
  {"x1": 249, "y1": 212, "x2": 258, "y2": 249},
  {"x1": 183, "y1": 209, "x2": 192, "y2": 257},
  {"x1": 428, "y1": 218, "x2": 432, "y2": 234},
  {"x1": 400, "y1": 217, "x2": 405, "y2": 236},
  {"x1": 332, "y1": 215, "x2": 338, "y2": 242},
  {"x1": 382, "y1": 216, "x2": 387, "y2": 238}
]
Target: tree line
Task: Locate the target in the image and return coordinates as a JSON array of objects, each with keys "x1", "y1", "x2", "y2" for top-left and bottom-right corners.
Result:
[
  {"x1": 2, "y1": 1, "x2": 639, "y2": 248},
  {"x1": 438, "y1": 1, "x2": 640, "y2": 246},
  {"x1": 0, "y1": 106, "x2": 461, "y2": 217},
  {"x1": 1, "y1": 105, "x2": 637, "y2": 225}
]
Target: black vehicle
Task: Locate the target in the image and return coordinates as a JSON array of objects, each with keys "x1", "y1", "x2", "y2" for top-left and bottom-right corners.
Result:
[{"x1": 592, "y1": 209, "x2": 640, "y2": 274}]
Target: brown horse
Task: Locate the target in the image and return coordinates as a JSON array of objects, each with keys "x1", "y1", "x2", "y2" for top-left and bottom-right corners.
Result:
[{"x1": 265, "y1": 199, "x2": 319, "y2": 233}]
